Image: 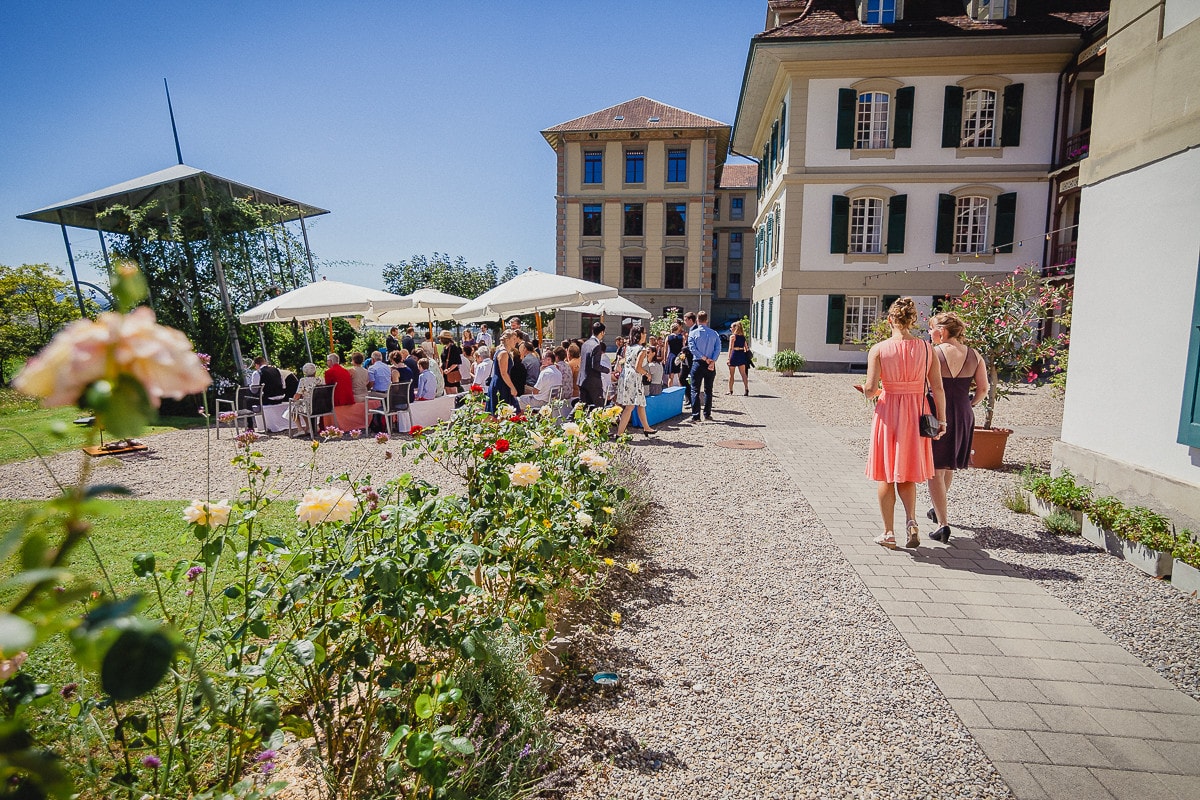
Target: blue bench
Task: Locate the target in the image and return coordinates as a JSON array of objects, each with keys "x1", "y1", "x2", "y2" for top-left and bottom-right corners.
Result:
[{"x1": 632, "y1": 386, "x2": 686, "y2": 428}]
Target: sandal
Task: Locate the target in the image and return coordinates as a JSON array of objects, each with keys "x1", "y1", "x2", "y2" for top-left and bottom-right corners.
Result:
[
  {"x1": 906, "y1": 520, "x2": 920, "y2": 548},
  {"x1": 874, "y1": 532, "x2": 898, "y2": 550}
]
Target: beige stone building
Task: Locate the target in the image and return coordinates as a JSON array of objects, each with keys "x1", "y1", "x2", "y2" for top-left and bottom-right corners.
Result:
[
  {"x1": 712, "y1": 164, "x2": 757, "y2": 326},
  {"x1": 542, "y1": 97, "x2": 750, "y2": 338}
]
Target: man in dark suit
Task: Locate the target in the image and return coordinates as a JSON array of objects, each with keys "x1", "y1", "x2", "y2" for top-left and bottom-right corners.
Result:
[
  {"x1": 577, "y1": 321, "x2": 609, "y2": 408},
  {"x1": 386, "y1": 327, "x2": 400, "y2": 355}
]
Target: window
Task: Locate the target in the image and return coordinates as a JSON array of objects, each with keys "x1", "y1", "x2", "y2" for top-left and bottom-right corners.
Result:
[
  {"x1": 624, "y1": 203, "x2": 643, "y2": 236},
  {"x1": 666, "y1": 203, "x2": 686, "y2": 236},
  {"x1": 712, "y1": 233, "x2": 719, "y2": 263},
  {"x1": 772, "y1": 206, "x2": 781, "y2": 262},
  {"x1": 962, "y1": 89, "x2": 997, "y2": 147},
  {"x1": 713, "y1": 196, "x2": 721, "y2": 220},
  {"x1": 1178, "y1": 258, "x2": 1200, "y2": 447},
  {"x1": 625, "y1": 150, "x2": 645, "y2": 184},
  {"x1": 856, "y1": 92, "x2": 890, "y2": 150},
  {"x1": 622, "y1": 256, "x2": 643, "y2": 289},
  {"x1": 731, "y1": 197, "x2": 744, "y2": 220},
  {"x1": 665, "y1": 256, "x2": 685, "y2": 289},
  {"x1": 849, "y1": 198, "x2": 884, "y2": 254},
  {"x1": 584, "y1": 150, "x2": 603, "y2": 184},
  {"x1": 864, "y1": 0, "x2": 896, "y2": 24},
  {"x1": 977, "y1": 0, "x2": 1009, "y2": 20},
  {"x1": 844, "y1": 296, "x2": 880, "y2": 343},
  {"x1": 582, "y1": 256, "x2": 602, "y2": 284},
  {"x1": 582, "y1": 204, "x2": 602, "y2": 237},
  {"x1": 954, "y1": 196, "x2": 990, "y2": 254},
  {"x1": 767, "y1": 297, "x2": 774, "y2": 343},
  {"x1": 728, "y1": 265, "x2": 741, "y2": 300},
  {"x1": 667, "y1": 149, "x2": 688, "y2": 183},
  {"x1": 729, "y1": 232, "x2": 743, "y2": 259}
]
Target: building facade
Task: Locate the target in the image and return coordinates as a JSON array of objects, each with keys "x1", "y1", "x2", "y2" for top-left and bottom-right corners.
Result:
[
  {"x1": 732, "y1": 0, "x2": 1108, "y2": 369},
  {"x1": 1055, "y1": 0, "x2": 1200, "y2": 523},
  {"x1": 542, "y1": 97, "x2": 748, "y2": 338},
  {"x1": 713, "y1": 164, "x2": 757, "y2": 326}
]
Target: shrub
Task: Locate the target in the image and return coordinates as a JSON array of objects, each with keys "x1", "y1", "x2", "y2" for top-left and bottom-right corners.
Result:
[
  {"x1": 1045, "y1": 470, "x2": 1092, "y2": 511},
  {"x1": 1173, "y1": 530, "x2": 1200, "y2": 569},
  {"x1": 1114, "y1": 505, "x2": 1176, "y2": 553},
  {"x1": 1044, "y1": 510, "x2": 1080, "y2": 536},
  {"x1": 1020, "y1": 465, "x2": 1052, "y2": 499},
  {"x1": 1087, "y1": 495, "x2": 1126, "y2": 530},
  {"x1": 773, "y1": 350, "x2": 806, "y2": 372}
]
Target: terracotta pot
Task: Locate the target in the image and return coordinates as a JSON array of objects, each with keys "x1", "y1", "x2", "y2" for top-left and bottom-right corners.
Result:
[{"x1": 969, "y1": 427, "x2": 1013, "y2": 469}]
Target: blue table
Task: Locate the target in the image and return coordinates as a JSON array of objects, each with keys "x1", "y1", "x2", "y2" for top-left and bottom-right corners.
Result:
[{"x1": 632, "y1": 386, "x2": 686, "y2": 427}]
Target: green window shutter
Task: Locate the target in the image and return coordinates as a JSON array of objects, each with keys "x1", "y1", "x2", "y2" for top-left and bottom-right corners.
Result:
[
  {"x1": 882, "y1": 295, "x2": 900, "y2": 315},
  {"x1": 1001, "y1": 83, "x2": 1024, "y2": 148},
  {"x1": 830, "y1": 195, "x2": 850, "y2": 254},
  {"x1": 826, "y1": 295, "x2": 846, "y2": 345},
  {"x1": 893, "y1": 86, "x2": 915, "y2": 148},
  {"x1": 1178, "y1": 265, "x2": 1200, "y2": 447},
  {"x1": 935, "y1": 194, "x2": 956, "y2": 253},
  {"x1": 886, "y1": 194, "x2": 907, "y2": 253},
  {"x1": 942, "y1": 86, "x2": 964, "y2": 148},
  {"x1": 993, "y1": 192, "x2": 1017, "y2": 253},
  {"x1": 836, "y1": 89, "x2": 857, "y2": 150}
]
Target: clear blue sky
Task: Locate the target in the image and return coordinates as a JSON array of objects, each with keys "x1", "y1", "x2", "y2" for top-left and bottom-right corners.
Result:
[{"x1": 0, "y1": 1, "x2": 762, "y2": 290}]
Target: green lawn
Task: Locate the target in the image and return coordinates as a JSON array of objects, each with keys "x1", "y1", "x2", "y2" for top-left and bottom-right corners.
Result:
[{"x1": 0, "y1": 389, "x2": 206, "y2": 465}]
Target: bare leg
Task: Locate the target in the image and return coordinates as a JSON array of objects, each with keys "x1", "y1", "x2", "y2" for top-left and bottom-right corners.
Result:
[
  {"x1": 740, "y1": 365, "x2": 750, "y2": 394},
  {"x1": 928, "y1": 470, "x2": 950, "y2": 524},
  {"x1": 897, "y1": 481, "x2": 919, "y2": 544},
  {"x1": 877, "y1": 481, "x2": 896, "y2": 534},
  {"x1": 728, "y1": 367, "x2": 735, "y2": 394},
  {"x1": 615, "y1": 405, "x2": 633, "y2": 436},
  {"x1": 636, "y1": 404, "x2": 654, "y2": 431}
]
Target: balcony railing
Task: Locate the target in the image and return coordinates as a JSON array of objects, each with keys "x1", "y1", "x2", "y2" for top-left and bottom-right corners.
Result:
[
  {"x1": 1045, "y1": 242, "x2": 1077, "y2": 278},
  {"x1": 1063, "y1": 128, "x2": 1091, "y2": 165}
]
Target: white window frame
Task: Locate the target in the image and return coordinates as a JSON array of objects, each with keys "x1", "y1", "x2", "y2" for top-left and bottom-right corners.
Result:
[
  {"x1": 862, "y1": 0, "x2": 898, "y2": 25},
  {"x1": 961, "y1": 89, "x2": 998, "y2": 148},
  {"x1": 849, "y1": 197, "x2": 884, "y2": 254},
  {"x1": 954, "y1": 196, "x2": 990, "y2": 254},
  {"x1": 975, "y1": 0, "x2": 1011, "y2": 21},
  {"x1": 856, "y1": 92, "x2": 890, "y2": 150},
  {"x1": 843, "y1": 296, "x2": 880, "y2": 343}
]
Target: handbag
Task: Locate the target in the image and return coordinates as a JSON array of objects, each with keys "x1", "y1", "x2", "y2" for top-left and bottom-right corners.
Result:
[{"x1": 919, "y1": 342, "x2": 940, "y2": 438}]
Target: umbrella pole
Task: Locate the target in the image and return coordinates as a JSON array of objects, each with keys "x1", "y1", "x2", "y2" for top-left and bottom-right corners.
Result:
[
  {"x1": 535, "y1": 312, "x2": 543, "y2": 346},
  {"x1": 327, "y1": 317, "x2": 335, "y2": 354},
  {"x1": 303, "y1": 324, "x2": 314, "y2": 364},
  {"x1": 257, "y1": 324, "x2": 269, "y2": 362}
]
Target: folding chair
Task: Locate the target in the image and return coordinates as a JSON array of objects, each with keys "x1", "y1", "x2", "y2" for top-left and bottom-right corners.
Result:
[
  {"x1": 365, "y1": 381, "x2": 412, "y2": 436},
  {"x1": 215, "y1": 385, "x2": 263, "y2": 438},
  {"x1": 289, "y1": 384, "x2": 335, "y2": 439}
]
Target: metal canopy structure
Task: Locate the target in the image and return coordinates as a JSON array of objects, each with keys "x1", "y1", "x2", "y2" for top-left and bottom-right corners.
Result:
[{"x1": 18, "y1": 163, "x2": 331, "y2": 384}]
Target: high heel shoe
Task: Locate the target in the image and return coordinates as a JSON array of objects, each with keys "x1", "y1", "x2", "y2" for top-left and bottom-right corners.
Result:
[
  {"x1": 642, "y1": 428, "x2": 656, "y2": 437},
  {"x1": 930, "y1": 525, "x2": 952, "y2": 543},
  {"x1": 727, "y1": 389, "x2": 733, "y2": 395},
  {"x1": 744, "y1": 389, "x2": 749, "y2": 396},
  {"x1": 905, "y1": 520, "x2": 920, "y2": 549},
  {"x1": 927, "y1": 507, "x2": 938, "y2": 523}
]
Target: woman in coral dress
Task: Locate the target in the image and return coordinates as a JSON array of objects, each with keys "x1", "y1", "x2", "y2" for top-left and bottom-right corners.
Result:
[{"x1": 861, "y1": 298, "x2": 946, "y2": 549}]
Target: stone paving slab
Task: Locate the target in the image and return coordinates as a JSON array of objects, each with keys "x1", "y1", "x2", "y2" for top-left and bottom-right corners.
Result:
[{"x1": 738, "y1": 391, "x2": 1200, "y2": 799}]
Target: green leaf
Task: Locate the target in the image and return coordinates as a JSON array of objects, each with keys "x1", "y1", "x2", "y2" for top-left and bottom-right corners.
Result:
[
  {"x1": 0, "y1": 514, "x2": 33, "y2": 565},
  {"x1": 413, "y1": 693, "x2": 434, "y2": 719},
  {"x1": 0, "y1": 613, "x2": 35, "y2": 655},
  {"x1": 405, "y1": 731, "x2": 435, "y2": 767},
  {"x1": 383, "y1": 724, "x2": 411, "y2": 758},
  {"x1": 287, "y1": 639, "x2": 316, "y2": 666},
  {"x1": 249, "y1": 697, "x2": 281, "y2": 736},
  {"x1": 447, "y1": 736, "x2": 475, "y2": 755},
  {"x1": 281, "y1": 714, "x2": 314, "y2": 740},
  {"x1": 84, "y1": 484, "x2": 132, "y2": 499},
  {"x1": 223, "y1": 585, "x2": 242, "y2": 599},
  {"x1": 100, "y1": 629, "x2": 174, "y2": 701},
  {"x1": 132, "y1": 552, "x2": 156, "y2": 577},
  {"x1": 19, "y1": 531, "x2": 48, "y2": 571}
]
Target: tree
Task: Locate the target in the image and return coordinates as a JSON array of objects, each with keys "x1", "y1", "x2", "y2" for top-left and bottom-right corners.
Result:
[
  {"x1": 381, "y1": 253, "x2": 522, "y2": 300},
  {"x1": 0, "y1": 264, "x2": 90, "y2": 385}
]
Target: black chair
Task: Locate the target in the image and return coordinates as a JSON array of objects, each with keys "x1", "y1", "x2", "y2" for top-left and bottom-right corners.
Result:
[
  {"x1": 215, "y1": 385, "x2": 263, "y2": 438},
  {"x1": 366, "y1": 381, "x2": 412, "y2": 435},
  {"x1": 289, "y1": 384, "x2": 335, "y2": 439}
]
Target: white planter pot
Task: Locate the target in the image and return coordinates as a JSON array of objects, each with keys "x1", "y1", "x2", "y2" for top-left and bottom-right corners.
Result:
[
  {"x1": 1122, "y1": 539, "x2": 1172, "y2": 578},
  {"x1": 1082, "y1": 518, "x2": 1123, "y2": 555},
  {"x1": 1023, "y1": 492, "x2": 1083, "y2": 528},
  {"x1": 1172, "y1": 560, "x2": 1200, "y2": 597}
]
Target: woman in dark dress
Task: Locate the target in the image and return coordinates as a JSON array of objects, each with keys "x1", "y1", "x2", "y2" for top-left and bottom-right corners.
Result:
[
  {"x1": 726, "y1": 320, "x2": 751, "y2": 396},
  {"x1": 666, "y1": 323, "x2": 685, "y2": 387},
  {"x1": 439, "y1": 331, "x2": 463, "y2": 393},
  {"x1": 926, "y1": 312, "x2": 990, "y2": 542},
  {"x1": 486, "y1": 330, "x2": 522, "y2": 413}
]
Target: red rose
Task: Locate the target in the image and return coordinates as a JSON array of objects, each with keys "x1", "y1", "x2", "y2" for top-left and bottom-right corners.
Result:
[
  {"x1": 510, "y1": 414, "x2": 527, "y2": 423},
  {"x1": 495, "y1": 438, "x2": 510, "y2": 453},
  {"x1": 482, "y1": 447, "x2": 494, "y2": 459},
  {"x1": 408, "y1": 425, "x2": 424, "y2": 436},
  {"x1": 470, "y1": 384, "x2": 484, "y2": 393}
]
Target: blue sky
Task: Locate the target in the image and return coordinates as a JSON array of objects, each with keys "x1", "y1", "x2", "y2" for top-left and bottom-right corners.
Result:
[{"x1": 0, "y1": 1, "x2": 762, "y2": 290}]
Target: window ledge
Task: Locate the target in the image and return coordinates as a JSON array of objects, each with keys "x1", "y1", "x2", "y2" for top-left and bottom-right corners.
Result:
[
  {"x1": 850, "y1": 148, "x2": 896, "y2": 160},
  {"x1": 621, "y1": 238, "x2": 645, "y2": 249},
  {"x1": 843, "y1": 253, "x2": 889, "y2": 264},
  {"x1": 622, "y1": 182, "x2": 646, "y2": 189},
  {"x1": 956, "y1": 146, "x2": 1004, "y2": 159},
  {"x1": 838, "y1": 343, "x2": 869, "y2": 352}
]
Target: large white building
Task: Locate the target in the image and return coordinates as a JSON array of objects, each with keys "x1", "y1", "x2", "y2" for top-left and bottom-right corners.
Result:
[
  {"x1": 732, "y1": 0, "x2": 1108, "y2": 369},
  {"x1": 1055, "y1": 0, "x2": 1200, "y2": 524}
]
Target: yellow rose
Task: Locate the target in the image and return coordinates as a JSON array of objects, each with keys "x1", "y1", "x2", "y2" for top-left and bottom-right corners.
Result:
[
  {"x1": 182, "y1": 499, "x2": 232, "y2": 528},
  {"x1": 579, "y1": 449, "x2": 609, "y2": 473},
  {"x1": 296, "y1": 487, "x2": 358, "y2": 525},
  {"x1": 508, "y1": 462, "x2": 542, "y2": 487}
]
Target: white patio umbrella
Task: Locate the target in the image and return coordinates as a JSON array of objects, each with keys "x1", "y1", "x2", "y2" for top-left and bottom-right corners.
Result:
[
  {"x1": 365, "y1": 287, "x2": 471, "y2": 328},
  {"x1": 560, "y1": 294, "x2": 652, "y2": 320},
  {"x1": 238, "y1": 279, "x2": 407, "y2": 324},
  {"x1": 454, "y1": 270, "x2": 618, "y2": 342}
]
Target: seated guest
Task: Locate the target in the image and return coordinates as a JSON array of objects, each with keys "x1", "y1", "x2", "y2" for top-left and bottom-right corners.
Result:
[
  {"x1": 323, "y1": 353, "x2": 355, "y2": 407},
  {"x1": 290, "y1": 363, "x2": 321, "y2": 435},
  {"x1": 389, "y1": 350, "x2": 416, "y2": 401},
  {"x1": 366, "y1": 351, "x2": 391, "y2": 395},
  {"x1": 519, "y1": 341, "x2": 540, "y2": 394},
  {"x1": 646, "y1": 350, "x2": 664, "y2": 396},
  {"x1": 553, "y1": 346, "x2": 572, "y2": 390},
  {"x1": 527, "y1": 349, "x2": 562, "y2": 409},
  {"x1": 350, "y1": 352, "x2": 370, "y2": 403},
  {"x1": 402, "y1": 348, "x2": 420, "y2": 381},
  {"x1": 250, "y1": 356, "x2": 290, "y2": 432},
  {"x1": 460, "y1": 343, "x2": 475, "y2": 385},
  {"x1": 472, "y1": 346, "x2": 493, "y2": 390},
  {"x1": 415, "y1": 358, "x2": 437, "y2": 401}
]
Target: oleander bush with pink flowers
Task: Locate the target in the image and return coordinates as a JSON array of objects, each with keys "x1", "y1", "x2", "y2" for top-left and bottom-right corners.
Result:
[{"x1": 0, "y1": 267, "x2": 638, "y2": 800}]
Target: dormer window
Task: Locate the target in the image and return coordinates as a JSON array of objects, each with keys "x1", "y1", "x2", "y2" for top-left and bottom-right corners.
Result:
[
  {"x1": 970, "y1": 0, "x2": 1012, "y2": 20},
  {"x1": 861, "y1": 0, "x2": 900, "y2": 25}
]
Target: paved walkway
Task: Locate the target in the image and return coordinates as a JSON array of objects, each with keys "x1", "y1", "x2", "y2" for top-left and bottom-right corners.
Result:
[{"x1": 740, "y1": 389, "x2": 1200, "y2": 800}]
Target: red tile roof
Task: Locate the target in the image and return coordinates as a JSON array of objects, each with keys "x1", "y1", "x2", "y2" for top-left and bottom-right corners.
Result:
[
  {"x1": 758, "y1": 1, "x2": 1107, "y2": 40},
  {"x1": 543, "y1": 97, "x2": 728, "y2": 134},
  {"x1": 718, "y1": 164, "x2": 758, "y2": 189}
]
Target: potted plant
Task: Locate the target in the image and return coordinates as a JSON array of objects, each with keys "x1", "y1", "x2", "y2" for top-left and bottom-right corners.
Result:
[
  {"x1": 1021, "y1": 468, "x2": 1090, "y2": 528},
  {"x1": 773, "y1": 350, "x2": 805, "y2": 377},
  {"x1": 1084, "y1": 495, "x2": 1126, "y2": 555},
  {"x1": 1115, "y1": 506, "x2": 1175, "y2": 578},
  {"x1": 1172, "y1": 531, "x2": 1200, "y2": 596},
  {"x1": 941, "y1": 270, "x2": 1071, "y2": 468}
]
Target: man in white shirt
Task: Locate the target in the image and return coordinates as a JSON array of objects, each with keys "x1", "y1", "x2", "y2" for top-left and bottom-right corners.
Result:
[
  {"x1": 415, "y1": 358, "x2": 437, "y2": 401},
  {"x1": 477, "y1": 324, "x2": 493, "y2": 348},
  {"x1": 528, "y1": 350, "x2": 562, "y2": 409}
]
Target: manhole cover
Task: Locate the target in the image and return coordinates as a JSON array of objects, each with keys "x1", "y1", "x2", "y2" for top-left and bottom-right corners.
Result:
[{"x1": 715, "y1": 439, "x2": 766, "y2": 449}]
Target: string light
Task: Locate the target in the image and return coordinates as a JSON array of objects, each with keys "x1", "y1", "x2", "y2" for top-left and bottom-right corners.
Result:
[{"x1": 860, "y1": 223, "x2": 1079, "y2": 283}]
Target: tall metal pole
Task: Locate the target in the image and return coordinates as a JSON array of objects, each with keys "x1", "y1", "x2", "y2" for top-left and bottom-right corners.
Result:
[
  {"x1": 164, "y1": 78, "x2": 184, "y2": 165},
  {"x1": 57, "y1": 213, "x2": 87, "y2": 317},
  {"x1": 197, "y1": 176, "x2": 247, "y2": 384},
  {"x1": 297, "y1": 207, "x2": 318, "y2": 282}
]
